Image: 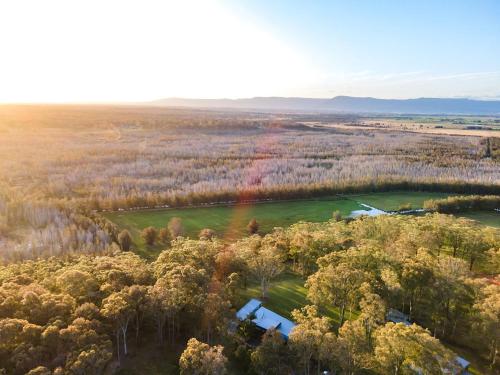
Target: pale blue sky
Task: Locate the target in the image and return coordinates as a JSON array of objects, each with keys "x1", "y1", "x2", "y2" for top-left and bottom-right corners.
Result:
[
  {"x1": 225, "y1": 0, "x2": 500, "y2": 99},
  {"x1": 0, "y1": 0, "x2": 498, "y2": 102}
]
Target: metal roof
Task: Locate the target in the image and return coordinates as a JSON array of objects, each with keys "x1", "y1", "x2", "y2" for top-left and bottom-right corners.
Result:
[
  {"x1": 236, "y1": 299, "x2": 297, "y2": 340},
  {"x1": 252, "y1": 306, "x2": 296, "y2": 339},
  {"x1": 236, "y1": 298, "x2": 262, "y2": 320}
]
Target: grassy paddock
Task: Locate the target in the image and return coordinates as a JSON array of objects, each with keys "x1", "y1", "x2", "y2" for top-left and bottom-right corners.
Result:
[
  {"x1": 348, "y1": 191, "x2": 454, "y2": 211},
  {"x1": 235, "y1": 272, "x2": 349, "y2": 327},
  {"x1": 104, "y1": 197, "x2": 364, "y2": 256},
  {"x1": 106, "y1": 192, "x2": 454, "y2": 240},
  {"x1": 460, "y1": 210, "x2": 500, "y2": 228},
  {"x1": 104, "y1": 191, "x2": 498, "y2": 259}
]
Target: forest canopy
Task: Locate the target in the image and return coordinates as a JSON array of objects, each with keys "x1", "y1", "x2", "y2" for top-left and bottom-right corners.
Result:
[{"x1": 0, "y1": 213, "x2": 498, "y2": 374}]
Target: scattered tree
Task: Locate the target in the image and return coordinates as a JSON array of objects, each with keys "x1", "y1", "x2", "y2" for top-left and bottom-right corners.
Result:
[
  {"x1": 118, "y1": 229, "x2": 133, "y2": 251},
  {"x1": 159, "y1": 227, "x2": 171, "y2": 244},
  {"x1": 247, "y1": 218, "x2": 259, "y2": 235},
  {"x1": 199, "y1": 228, "x2": 216, "y2": 240},
  {"x1": 168, "y1": 217, "x2": 184, "y2": 239},
  {"x1": 141, "y1": 226, "x2": 158, "y2": 246}
]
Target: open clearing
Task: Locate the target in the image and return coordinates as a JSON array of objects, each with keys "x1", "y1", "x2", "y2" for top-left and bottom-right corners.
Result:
[
  {"x1": 104, "y1": 191, "x2": 498, "y2": 259},
  {"x1": 460, "y1": 210, "x2": 500, "y2": 228},
  {"x1": 104, "y1": 197, "x2": 363, "y2": 257},
  {"x1": 235, "y1": 272, "x2": 347, "y2": 327},
  {"x1": 104, "y1": 191, "x2": 472, "y2": 257}
]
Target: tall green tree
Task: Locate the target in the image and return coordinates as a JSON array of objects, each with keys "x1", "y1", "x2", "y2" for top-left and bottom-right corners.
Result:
[
  {"x1": 251, "y1": 329, "x2": 291, "y2": 375},
  {"x1": 100, "y1": 290, "x2": 134, "y2": 362},
  {"x1": 289, "y1": 305, "x2": 332, "y2": 375},
  {"x1": 374, "y1": 323, "x2": 458, "y2": 375},
  {"x1": 474, "y1": 284, "x2": 500, "y2": 368},
  {"x1": 179, "y1": 338, "x2": 227, "y2": 375},
  {"x1": 236, "y1": 235, "x2": 285, "y2": 298},
  {"x1": 307, "y1": 262, "x2": 366, "y2": 326}
]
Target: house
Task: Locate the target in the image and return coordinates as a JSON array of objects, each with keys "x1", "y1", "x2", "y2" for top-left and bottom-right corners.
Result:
[
  {"x1": 236, "y1": 299, "x2": 296, "y2": 340},
  {"x1": 386, "y1": 308, "x2": 411, "y2": 326},
  {"x1": 452, "y1": 356, "x2": 471, "y2": 375}
]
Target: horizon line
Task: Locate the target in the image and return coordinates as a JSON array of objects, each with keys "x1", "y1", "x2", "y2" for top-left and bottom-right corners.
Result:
[{"x1": 2, "y1": 94, "x2": 500, "y2": 106}]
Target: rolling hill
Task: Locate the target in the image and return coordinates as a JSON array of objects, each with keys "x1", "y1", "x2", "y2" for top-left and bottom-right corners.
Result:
[{"x1": 149, "y1": 96, "x2": 500, "y2": 115}]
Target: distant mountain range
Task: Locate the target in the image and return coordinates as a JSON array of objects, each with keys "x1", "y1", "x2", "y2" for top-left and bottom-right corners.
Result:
[{"x1": 149, "y1": 96, "x2": 500, "y2": 115}]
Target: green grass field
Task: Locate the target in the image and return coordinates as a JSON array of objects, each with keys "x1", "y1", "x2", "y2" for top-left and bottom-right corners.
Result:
[
  {"x1": 235, "y1": 272, "x2": 349, "y2": 327},
  {"x1": 104, "y1": 197, "x2": 364, "y2": 257},
  {"x1": 348, "y1": 191, "x2": 454, "y2": 211},
  {"x1": 103, "y1": 192, "x2": 471, "y2": 258},
  {"x1": 460, "y1": 211, "x2": 500, "y2": 228}
]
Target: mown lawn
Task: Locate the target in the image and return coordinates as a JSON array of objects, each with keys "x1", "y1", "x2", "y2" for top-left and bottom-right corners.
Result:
[{"x1": 235, "y1": 272, "x2": 352, "y2": 328}]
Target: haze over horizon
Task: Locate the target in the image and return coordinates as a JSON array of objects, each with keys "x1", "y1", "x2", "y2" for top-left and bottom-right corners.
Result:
[{"x1": 1, "y1": 0, "x2": 499, "y2": 103}]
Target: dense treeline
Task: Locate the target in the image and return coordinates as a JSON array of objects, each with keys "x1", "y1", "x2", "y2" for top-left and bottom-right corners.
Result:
[
  {"x1": 424, "y1": 194, "x2": 500, "y2": 213},
  {"x1": 1, "y1": 213, "x2": 498, "y2": 374},
  {"x1": 0, "y1": 196, "x2": 118, "y2": 263},
  {"x1": 92, "y1": 180, "x2": 500, "y2": 212}
]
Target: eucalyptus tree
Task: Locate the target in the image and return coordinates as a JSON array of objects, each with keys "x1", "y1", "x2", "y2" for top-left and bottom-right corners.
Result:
[
  {"x1": 307, "y1": 261, "x2": 367, "y2": 326},
  {"x1": 289, "y1": 305, "x2": 332, "y2": 375},
  {"x1": 374, "y1": 323, "x2": 458, "y2": 375},
  {"x1": 250, "y1": 329, "x2": 291, "y2": 375},
  {"x1": 235, "y1": 235, "x2": 285, "y2": 298},
  {"x1": 100, "y1": 290, "x2": 134, "y2": 362},
  {"x1": 474, "y1": 283, "x2": 500, "y2": 368},
  {"x1": 179, "y1": 338, "x2": 227, "y2": 375}
]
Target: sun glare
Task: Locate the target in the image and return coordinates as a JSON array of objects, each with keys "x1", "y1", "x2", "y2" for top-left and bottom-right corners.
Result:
[{"x1": 0, "y1": 0, "x2": 316, "y2": 103}]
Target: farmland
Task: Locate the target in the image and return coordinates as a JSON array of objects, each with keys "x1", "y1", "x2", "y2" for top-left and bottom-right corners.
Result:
[
  {"x1": 104, "y1": 192, "x2": 443, "y2": 240},
  {"x1": 104, "y1": 197, "x2": 363, "y2": 257},
  {"x1": 104, "y1": 190, "x2": 500, "y2": 258},
  {"x1": 460, "y1": 210, "x2": 500, "y2": 228},
  {"x1": 104, "y1": 191, "x2": 451, "y2": 255}
]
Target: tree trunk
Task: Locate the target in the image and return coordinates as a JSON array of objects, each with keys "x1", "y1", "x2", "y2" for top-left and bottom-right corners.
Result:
[
  {"x1": 157, "y1": 315, "x2": 165, "y2": 344},
  {"x1": 116, "y1": 329, "x2": 121, "y2": 364},
  {"x1": 261, "y1": 278, "x2": 267, "y2": 299},
  {"x1": 122, "y1": 320, "x2": 128, "y2": 356},
  {"x1": 340, "y1": 302, "x2": 346, "y2": 326},
  {"x1": 409, "y1": 295, "x2": 413, "y2": 321},
  {"x1": 490, "y1": 339, "x2": 497, "y2": 367},
  {"x1": 135, "y1": 313, "x2": 140, "y2": 344},
  {"x1": 469, "y1": 256, "x2": 475, "y2": 271},
  {"x1": 171, "y1": 314, "x2": 176, "y2": 345},
  {"x1": 122, "y1": 328, "x2": 128, "y2": 356}
]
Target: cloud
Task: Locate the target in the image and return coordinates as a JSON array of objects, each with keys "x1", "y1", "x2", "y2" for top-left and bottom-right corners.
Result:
[{"x1": 314, "y1": 70, "x2": 500, "y2": 99}]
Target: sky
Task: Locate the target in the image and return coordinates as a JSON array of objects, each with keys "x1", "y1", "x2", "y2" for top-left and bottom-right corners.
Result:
[{"x1": 0, "y1": 0, "x2": 499, "y2": 103}]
